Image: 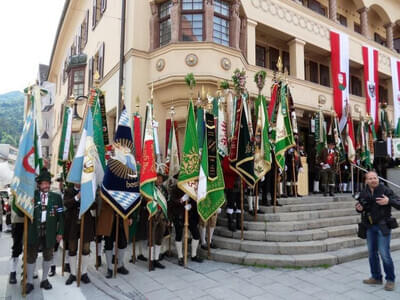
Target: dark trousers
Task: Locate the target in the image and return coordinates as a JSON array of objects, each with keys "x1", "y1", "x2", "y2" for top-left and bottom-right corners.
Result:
[
  {"x1": 104, "y1": 219, "x2": 127, "y2": 250},
  {"x1": 226, "y1": 190, "x2": 240, "y2": 213},
  {"x1": 68, "y1": 239, "x2": 91, "y2": 256},
  {"x1": 153, "y1": 212, "x2": 167, "y2": 246},
  {"x1": 173, "y1": 212, "x2": 200, "y2": 242},
  {"x1": 27, "y1": 237, "x2": 53, "y2": 264},
  {"x1": 11, "y1": 223, "x2": 24, "y2": 258}
]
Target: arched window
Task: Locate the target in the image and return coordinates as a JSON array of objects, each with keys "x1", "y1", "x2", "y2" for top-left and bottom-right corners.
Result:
[
  {"x1": 159, "y1": 1, "x2": 172, "y2": 46},
  {"x1": 213, "y1": 0, "x2": 230, "y2": 46},
  {"x1": 181, "y1": 0, "x2": 204, "y2": 41}
]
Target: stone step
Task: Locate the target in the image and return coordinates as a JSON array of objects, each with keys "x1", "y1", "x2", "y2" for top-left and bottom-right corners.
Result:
[
  {"x1": 215, "y1": 224, "x2": 361, "y2": 242},
  {"x1": 271, "y1": 195, "x2": 353, "y2": 205},
  {"x1": 218, "y1": 211, "x2": 400, "y2": 232},
  {"x1": 202, "y1": 238, "x2": 400, "y2": 267},
  {"x1": 258, "y1": 201, "x2": 355, "y2": 213},
  {"x1": 242, "y1": 208, "x2": 358, "y2": 222}
]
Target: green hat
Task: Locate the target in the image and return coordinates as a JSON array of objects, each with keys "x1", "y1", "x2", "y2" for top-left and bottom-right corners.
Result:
[{"x1": 36, "y1": 168, "x2": 52, "y2": 183}]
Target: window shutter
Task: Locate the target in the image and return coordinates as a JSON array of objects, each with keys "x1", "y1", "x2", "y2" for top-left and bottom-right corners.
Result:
[
  {"x1": 85, "y1": 10, "x2": 89, "y2": 46},
  {"x1": 76, "y1": 31, "x2": 81, "y2": 54},
  {"x1": 101, "y1": 0, "x2": 107, "y2": 14},
  {"x1": 89, "y1": 57, "x2": 94, "y2": 88},
  {"x1": 99, "y1": 42, "x2": 105, "y2": 79},
  {"x1": 92, "y1": 0, "x2": 97, "y2": 29}
]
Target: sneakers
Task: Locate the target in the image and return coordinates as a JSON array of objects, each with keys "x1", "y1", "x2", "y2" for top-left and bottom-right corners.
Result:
[
  {"x1": 362, "y1": 278, "x2": 383, "y2": 285},
  {"x1": 81, "y1": 273, "x2": 91, "y2": 284},
  {"x1": 9, "y1": 272, "x2": 17, "y2": 284},
  {"x1": 65, "y1": 274, "x2": 76, "y2": 285},
  {"x1": 384, "y1": 281, "x2": 395, "y2": 291},
  {"x1": 40, "y1": 279, "x2": 52, "y2": 290}
]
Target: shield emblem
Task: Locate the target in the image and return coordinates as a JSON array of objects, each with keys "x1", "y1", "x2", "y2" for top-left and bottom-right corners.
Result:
[
  {"x1": 367, "y1": 81, "x2": 376, "y2": 100},
  {"x1": 338, "y1": 72, "x2": 346, "y2": 91}
]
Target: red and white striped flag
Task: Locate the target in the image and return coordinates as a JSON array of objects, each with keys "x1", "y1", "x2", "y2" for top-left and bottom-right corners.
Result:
[
  {"x1": 362, "y1": 46, "x2": 379, "y2": 130},
  {"x1": 330, "y1": 31, "x2": 349, "y2": 131},
  {"x1": 390, "y1": 57, "x2": 400, "y2": 134}
]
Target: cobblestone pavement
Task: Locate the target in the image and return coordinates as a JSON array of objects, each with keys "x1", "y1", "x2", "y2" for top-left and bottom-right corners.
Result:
[{"x1": 0, "y1": 230, "x2": 399, "y2": 299}]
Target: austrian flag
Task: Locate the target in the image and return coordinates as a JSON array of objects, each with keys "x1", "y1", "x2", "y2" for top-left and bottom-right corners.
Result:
[
  {"x1": 362, "y1": 46, "x2": 379, "y2": 130},
  {"x1": 330, "y1": 31, "x2": 350, "y2": 128}
]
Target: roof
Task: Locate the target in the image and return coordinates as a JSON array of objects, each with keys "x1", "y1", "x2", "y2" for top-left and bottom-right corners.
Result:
[{"x1": 47, "y1": 0, "x2": 71, "y2": 81}]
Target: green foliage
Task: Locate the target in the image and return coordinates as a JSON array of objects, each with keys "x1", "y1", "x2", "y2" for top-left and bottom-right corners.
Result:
[
  {"x1": 184, "y1": 73, "x2": 196, "y2": 89},
  {"x1": 220, "y1": 80, "x2": 230, "y2": 90},
  {"x1": 0, "y1": 91, "x2": 24, "y2": 147}
]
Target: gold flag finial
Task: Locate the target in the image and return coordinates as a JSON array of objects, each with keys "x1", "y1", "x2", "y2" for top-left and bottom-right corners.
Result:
[
  {"x1": 94, "y1": 71, "x2": 100, "y2": 88},
  {"x1": 276, "y1": 56, "x2": 283, "y2": 74},
  {"x1": 68, "y1": 94, "x2": 75, "y2": 106},
  {"x1": 136, "y1": 96, "x2": 140, "y2": 112},
  {"x1": 201, "y1": 85, "x2": 206, "y2": 101},
  {"x1": 151, "y1": 82, "x2": 154, "y2": 101}
]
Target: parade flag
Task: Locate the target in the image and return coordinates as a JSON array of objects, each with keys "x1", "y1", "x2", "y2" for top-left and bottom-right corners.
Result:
[
  {"x1": 230, "y1": 99, "x2": 257, "y2": 187},
  {"x1": 315, "y1": 109, "x2": 327, "y2": 156},
  {"x1": 91, "y1": 88, "x2": 107, "y2": 169},
  {"x1": 254, "y1": 94, "x2": 272, "y2": 181},
  {"x1": 360, "y1": 118, "x2": 373, "y2": 168},
  {"x1": 272, "y1": 84, "x2": 296, "y2": 170},
  {"x1": 58, "y1": 106, "x2": 73, "y2": 164},
  {"x1": 330, "y1": 31, "x2": 350, "y2": 128},
  {"x1": 178, "y1": 100, "x2": 200, "y2": 200},
  {"x1": 197, "y1": 113, "x2": 225, "y2": 221},
  {"x1": 133, "y1": 112, "x2": 142, "y2": 165},
  {"x1": 67, "y1": 109, "x2": 104, "y2": 218},
  {"x1": 268, "y1": 83, "x2": 279, "y2": 122},
  {"x1": 217, "y1": 96, "x2": 229, "y2": 157},
  {"x1": 362, "y1": 46, "x2": 379, "y2": 130},
  {"x1": 101, "y1": 109, "x2": 141, "y2": 219},
  {"x1": 390, "y1": 57, "x2": 400, "y2": 137},
  {"x1": 346, "y1": 107, "x2": 356, "y2": 163},
  {"x1": 139, "y1": 103, "x2": 157, "y2": 215},
  {"x1": 197, "y1": 106, "x2": 205, "y2": 151},
  {"x1": 166, "y1": 120, "x2": 180, "y2": 178},
  {"x1": 333, "y1": 114, "x2": 346, "y2": 163},
  {"x1": 11, "y1": 95, "x2": 37, "y2": 220}
]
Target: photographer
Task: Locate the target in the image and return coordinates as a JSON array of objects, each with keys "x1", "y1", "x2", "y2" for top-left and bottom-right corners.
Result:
[{"x1": 355, "y1": 171, "x2": 400, "y2": 291}]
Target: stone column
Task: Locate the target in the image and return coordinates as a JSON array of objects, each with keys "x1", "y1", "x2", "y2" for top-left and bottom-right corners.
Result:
[
  {"x1": 204, "y1": 0, "x2": 214, "y2": 42},
  {"x1": 239, "y1": 18, "x2": 247, "y2": 57},
  {"x1": 149, "y1": 1, "x2": 159, "y2": 50},
  {"x1": 385, "y1": 22, "x2": 394, "y2": 50},
  {"x1": 246, "y1": 19, "x2": 257, "y2": 66},
  {"x1": 230, "y1": 0, "x2": 240, "y2": 49},
  {"x1": 358, "y1": 7, "x2": 369, "y2": 38},
  {"x1": 329, "y1": 0, "x2": 337, "y2": 22},
  {"x1": 288, "y1": 38, "x2": 306, "y2": 80},
  {"x1": 171, "y1": 0, "x2": 180, "y2": 42}
]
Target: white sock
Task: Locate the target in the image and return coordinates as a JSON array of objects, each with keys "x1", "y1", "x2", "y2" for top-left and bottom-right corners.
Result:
[
  {"x1": 81, "y1": 255, "x2": 89, "y2": 275},
  {"x1": 247, "y1": 195, "x2": 254, "y2": 211},
  {"x1": 150, "y1": 246, "x2": 154, "y2": 261},
  {"x1": 69, "y1": 255, "x2": 77, "y2": 276},
  {"x1": 191, "y1": 239, "x2": 199, "y2": 258},
  {"x1": 42, "y1": 260, "x2": 51, "y2": 281},
  {"x1": 97, "y1": 241, "x2": 102, "y2": 256},
  {"x1": 200, "y1": 227, "x2": 206, "y2": 245},
  {"x1": 175, "y1": 241, "x2": 183, "y2": 259},
  {"x1": 155, "y1": 245, "x2": 161, "y2": 261},
  {"x1": 10, "y1": 257, "x2": 18, "y2": 273},
  {"x1": 210, "y1": 227, "x2": 215, "y2": 243},
  {"x1": 105, "y1": 250, "x2": 113, "y2": 270},
  {"x1": 27, "y1": 263, "x2": 35, "y2": 284},
  {"x1": 65, "y1": 253, "x2": 70, "y2": 264},
  {"x1": 118, "y1": 248, "x2": 125, "y2": 268},
  {"x1": 314, "y1": 181, "x2": 320, "y2": 192}
]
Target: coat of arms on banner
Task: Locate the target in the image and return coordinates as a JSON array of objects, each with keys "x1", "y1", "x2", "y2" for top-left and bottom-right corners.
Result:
[
  {"x1": 338, "y1": 72, "x2": 347, "y2": 91},
  {"x1": 392, "y1": 138, "x2": 400, "y2": 159},
  {"x1": 367, "y1": 81, "x2": 376, "y2": 100}
]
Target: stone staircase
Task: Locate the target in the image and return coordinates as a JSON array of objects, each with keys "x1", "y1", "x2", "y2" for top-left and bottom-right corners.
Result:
[{"x1": 206, "y1": 195, "x2": 400, "y2": 267}]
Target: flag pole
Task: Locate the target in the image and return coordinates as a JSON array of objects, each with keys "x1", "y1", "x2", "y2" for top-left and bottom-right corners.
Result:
[
  {"x1": 254, "y1": 183, "x2": 258, "y2": 221},
  {"x1": 207, "y1": 220, "x2": 211, "y2": 259},
  {"x1": 61, "y1": 240, "x2": 66, "y2": 276},
  {"x1": 168, "y1": 222, "x2": 172, "y2": 257},
  {"x1": 22, "y1": 215, "x2": 28, "y2": 297},
  {"x1": 273, "y1": 163, "x2": 278, "y2": 214},
  {"x1": 77, "y1": 214, "x2": 85, "y2": 287},
  {"x1": 184, "y1": 200, "x2": 189, "y2": 268},
  {"x1": 131, "y1": 236, "x2": 136, "y2": 264},
  {"x1": 114, "y1": 215, "x2": 120, "y2": 278},
  {"x1": 291, "y1": 155, "x2": 297, "y2": 197},
  {"x1": 95, "y1": 236, "x2": 99, "y2": 270},
  {"x1": 240, "y1": 179, "x2": 244, "y2": 240},
  {"x1": 148, "y1": 215, "x2": 153, "y2": 271}
]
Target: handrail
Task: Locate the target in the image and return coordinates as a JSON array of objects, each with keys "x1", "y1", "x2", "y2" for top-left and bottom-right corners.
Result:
[{"x1": 350, "y1": 164, "x2": 400, "y2": 194}]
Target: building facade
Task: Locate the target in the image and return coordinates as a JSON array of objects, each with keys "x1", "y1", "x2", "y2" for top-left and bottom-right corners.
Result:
[{"x1": 47, "y1": 0, "x2": 400, "y2": 175}]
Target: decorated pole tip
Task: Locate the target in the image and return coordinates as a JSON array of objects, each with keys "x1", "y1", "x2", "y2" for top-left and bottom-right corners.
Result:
[
  {"x1": 136, "y1": 96, "x2": 140, "y2": 112},
  {"x1": 68, "y1": 94, "x2": 76, "y2": 106},
  {"x1": 276, "y1": 56, "x2": 283, "y2": 74},
  {"x1": 94, "y1": 71, "x2": 100, "y2": 87},
  {"x1": 170, "y1": 105, "x2": 176, "y2": 118}
]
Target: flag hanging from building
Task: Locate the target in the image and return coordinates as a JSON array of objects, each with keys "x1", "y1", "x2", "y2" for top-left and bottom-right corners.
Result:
[
  {"x1": 178, "y1": 100, "x2": 200, "y2": 200},
  {"x1": 58, "y1": 106, "x2": 73, "y2": 165},
  {"x1": 10, "y1": 93, "x2": 37, "y2": 220},
  {"x1": 330, "y1": 31, "x2": 350, "y2": 129},
  {"x1": 139, "y1": 103, "x2": 157, "y2": 215},
  {"x1": 101, "y1": 109, "x2": 141, "y2": 219},
  {"x1": 229, "y1": 97, "x2": 257, "y2": 187},
  {"x1": 362, "y1": 46, "x2": 379, "y2": 130},
  {"x1": 67, "y1": 109, "x2": 104, "y2": 218},
  {"x1": 197, "y1": 112, "x2": 225, "y2": 222},
  {"x1": 254, "y1": 94, "x2": 272, "y2": 181},
  {"x1": 390, "y1": 57, "x2": 400, "y2": 137},
  {"x1": 271, "y1": 84, "x2": 296, "y2": 170}
]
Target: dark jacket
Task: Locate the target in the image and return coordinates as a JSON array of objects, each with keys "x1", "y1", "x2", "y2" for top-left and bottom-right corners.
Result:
[
  {"x1": 358, "y1": 184, "x2": 400, "y2": 233},
  {"x1": 63, "y1": 186, "x2": 96, "y2": 243}
]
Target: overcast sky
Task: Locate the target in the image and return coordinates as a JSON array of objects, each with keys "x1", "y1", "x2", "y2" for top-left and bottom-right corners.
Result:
[{"x1": 0, "y1": 0, "x2": 65, "y2": 94}]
